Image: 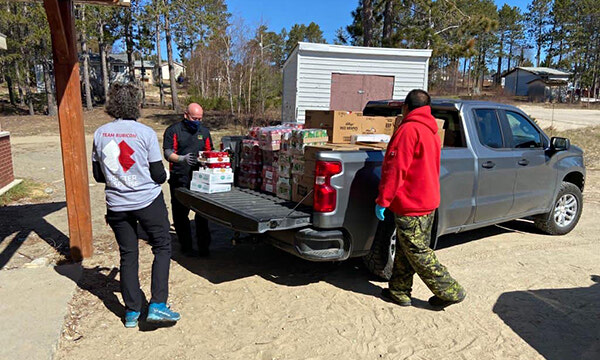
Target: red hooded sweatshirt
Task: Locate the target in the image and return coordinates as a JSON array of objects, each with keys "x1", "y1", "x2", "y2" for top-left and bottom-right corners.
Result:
[{"x1": 376, "y1": 105, "x2": 441, "y2": 216}]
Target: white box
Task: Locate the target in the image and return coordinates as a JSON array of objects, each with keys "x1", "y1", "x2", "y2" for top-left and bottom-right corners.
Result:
[
  {"x1": 192, "y1": 170, "x2": 234, "y2": 184},
  {"x1": 199, "y1": 167, "x2": 233, "y2": 175},
  {"x1": 190, "y1": 180, "x2": 231, "y2": 194},
  {"x1": 350, "y1": 134, "x2": 391, "y2": 144}
]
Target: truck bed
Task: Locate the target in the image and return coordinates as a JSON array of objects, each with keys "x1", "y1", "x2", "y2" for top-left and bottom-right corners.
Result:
[{"x1": 175, "y1": 188, "x2": 312, "y2": 234}]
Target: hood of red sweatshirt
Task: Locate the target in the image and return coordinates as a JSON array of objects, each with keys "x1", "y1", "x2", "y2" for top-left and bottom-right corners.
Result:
[{"x1": 401, "y1": 105, "x2": 438, "y2": 134}]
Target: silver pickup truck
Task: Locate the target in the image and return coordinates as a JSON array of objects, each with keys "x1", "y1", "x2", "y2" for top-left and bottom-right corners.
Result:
[{"x1": 176, "y1": 100, "x2": 585, "y2": 279}]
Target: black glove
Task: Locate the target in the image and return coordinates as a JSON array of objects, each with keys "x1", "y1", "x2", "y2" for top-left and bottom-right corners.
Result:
[{"x1": 178, "y1": 153, "x2": 198, "y2": 166}]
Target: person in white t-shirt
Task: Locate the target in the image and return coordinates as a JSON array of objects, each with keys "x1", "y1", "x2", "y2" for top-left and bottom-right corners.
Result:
[{"x1": 92, "y1": 82, "x2": 180, "y2": 328}]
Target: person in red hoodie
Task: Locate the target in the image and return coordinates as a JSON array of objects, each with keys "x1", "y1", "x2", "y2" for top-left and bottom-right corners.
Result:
[{"x1": 375, "y1": 89, "x2": 466, "y2": 309}]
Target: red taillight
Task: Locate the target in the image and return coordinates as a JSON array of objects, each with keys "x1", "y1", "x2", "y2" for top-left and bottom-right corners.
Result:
[{"x1": 313, "y1": 161, "x2": 342, "y2": 212}]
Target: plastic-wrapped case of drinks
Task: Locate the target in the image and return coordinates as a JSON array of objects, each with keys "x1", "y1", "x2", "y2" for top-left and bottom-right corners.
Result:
[
  {"x1": 190, "y1": 151, "x2": 234, "y2": 194},
  {"x1": 238, "y1": 139, "x2": 262, "y2": 190}
]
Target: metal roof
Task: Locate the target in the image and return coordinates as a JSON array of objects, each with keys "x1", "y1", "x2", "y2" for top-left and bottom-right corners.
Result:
[
  {"x1": 295, "y1": 42, "x2": 432, "y2": 58},
  {"x1": 503, "y1": 66, "x2": 571, "y2": 77}
]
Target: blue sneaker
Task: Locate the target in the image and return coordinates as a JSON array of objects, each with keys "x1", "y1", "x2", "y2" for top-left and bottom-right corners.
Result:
[
  {"x1": 124, "y1": 310, "x2": 140, "y2": 328},
  {"x1": 146, "y1": 303, "x2": 181, "y2": 323}
]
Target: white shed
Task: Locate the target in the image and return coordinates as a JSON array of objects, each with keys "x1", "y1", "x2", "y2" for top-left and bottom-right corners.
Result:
[{"x1": 282, "y1": 42, "x2": 432, "y2": 123}]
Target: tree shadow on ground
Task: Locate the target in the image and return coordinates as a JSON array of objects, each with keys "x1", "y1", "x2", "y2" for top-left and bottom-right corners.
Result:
[
  {"x1": 170, "y1": 222, "x2": 435, "y2": 310},
  {"x1": 55, "y1": 263, "x2": 176, "y2": 332},
  {"x1": 174, "y1": 218, "x2": 553, "y2": 311},
  {"x1": 0, "y1": 202, "x2": 69, "y2": 269},
  {"x1": 493, "y1": 275, "x2": 600, "y2": 360}
]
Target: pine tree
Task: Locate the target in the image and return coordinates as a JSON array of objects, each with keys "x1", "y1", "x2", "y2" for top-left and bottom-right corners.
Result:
[{"x1": 526, "y1": 0, "x2": 552, "y2": 67}]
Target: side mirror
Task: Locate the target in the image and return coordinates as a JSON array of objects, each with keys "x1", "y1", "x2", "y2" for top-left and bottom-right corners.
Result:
[{"x1": 551, "y1": 137, "x2": 570, "y2": 152}]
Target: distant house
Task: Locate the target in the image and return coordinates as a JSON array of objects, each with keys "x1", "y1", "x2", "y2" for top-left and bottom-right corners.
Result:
[
  {"x1": 502, "y1": 67, "x2": 571, "y2": 96},
  {"x1": 159, "y1": 62, "x2": 185, "y2": 81},
  {"x1": 90, "y1": 54, "x2": 185, "y2": 82},
  {"x1": 527, "y1": 79, "x2": 568, "y2": 103}
]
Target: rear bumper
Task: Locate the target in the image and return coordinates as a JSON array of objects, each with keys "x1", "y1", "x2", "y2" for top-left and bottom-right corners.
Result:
[{"x1": 267, "y1": 228, "x2": 350, "y2": 261}]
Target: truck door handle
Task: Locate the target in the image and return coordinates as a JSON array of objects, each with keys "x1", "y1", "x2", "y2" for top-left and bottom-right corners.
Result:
[
  {"x1": 518, "y1": 159, "x2": 530, "y2": 166},
  {"x1": 482, "y1": 161, "x2": 496, "y2": 169}
]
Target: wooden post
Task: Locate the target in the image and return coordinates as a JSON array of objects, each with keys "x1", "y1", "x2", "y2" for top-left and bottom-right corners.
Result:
[{"x1": 43, "y1": 0, "x2": 93, "y2": 260}]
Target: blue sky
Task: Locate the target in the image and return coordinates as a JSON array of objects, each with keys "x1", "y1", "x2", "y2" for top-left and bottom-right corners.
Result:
[
  {"x1": 226, "y1": 0, "x2": 530, "y2": 43},
  {"x1": 147, "y1": 0, "x2": 532, "y2": 61}
]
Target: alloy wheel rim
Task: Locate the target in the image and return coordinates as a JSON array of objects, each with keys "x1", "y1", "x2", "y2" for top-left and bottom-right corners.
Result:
[
  {"x1": 389, "y1": 231, "x2": 397, "y2": 260},
  {"x1": 554, "y1": 194, "x2": 578, "y2": 228}
]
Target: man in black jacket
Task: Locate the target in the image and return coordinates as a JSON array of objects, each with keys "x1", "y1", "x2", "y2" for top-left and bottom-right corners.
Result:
[{"x1": 163, "y1": 103, "x2": 213, "y2": 256}]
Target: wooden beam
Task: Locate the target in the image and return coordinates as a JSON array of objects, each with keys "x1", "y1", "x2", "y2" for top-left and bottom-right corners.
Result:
[
  {"x1": 42, "y1": 0, "x2": 70, "y2": 62},
  {"x1": 43, "y1": 0, "x2": 93, "y2": 260}
]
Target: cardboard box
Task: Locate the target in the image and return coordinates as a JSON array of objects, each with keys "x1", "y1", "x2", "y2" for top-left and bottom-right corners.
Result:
[
  {"x1": 190, "y1": 180, "x2": 231, "y2": 194},
  {"x1": 305, "y1": 110, "x2": 361, "y2": 143},
  {"x1": 436, "y1": 118, "x2": 446, "y2": 144},
  {"x1": 360, "y1": 116, "x2": 395, "y2": 136},
  {"x1": 305, "y1": 110, "x2": 395, "y2": 144},
  {"x1": 303, "y1": 143, "x2": 369, "y2": 161},
  {"x1": 292, "y1": 176, "x2": 314, "y2": 206},
  {"x1": 192, "y1": 170, "x2": 234, "y2": 184}
]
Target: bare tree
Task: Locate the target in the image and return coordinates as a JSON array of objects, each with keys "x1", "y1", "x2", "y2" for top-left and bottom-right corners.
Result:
[
  {"x1": 155, "y1": 9, "x2": 165, "y2": 107},
  {"x1": 163, "y1": 0, "x2": 180, "y2": 112}
]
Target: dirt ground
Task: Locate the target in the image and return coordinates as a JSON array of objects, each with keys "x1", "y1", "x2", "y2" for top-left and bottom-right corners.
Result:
[
  {"x1": 518, "y1": 104, "x2": 600, "y2": 131},
  {"x1": 1, "y1": 106, "x2": 599, "y2": 359}
]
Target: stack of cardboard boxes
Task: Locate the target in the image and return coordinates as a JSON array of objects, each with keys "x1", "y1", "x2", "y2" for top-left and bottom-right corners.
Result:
[
  {"x1": 221, "y1": 109, "x2": 444, "y2": 206},
  {"x1": 190, "y1": 151, "x2": 233, "y2": 194}
]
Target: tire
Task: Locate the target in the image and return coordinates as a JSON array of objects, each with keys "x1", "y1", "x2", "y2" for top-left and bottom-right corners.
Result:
[
  {"x1": 363, "y1": 211, "x2": 438, "y2": 281},
  {"x1": 534, "y1": 181, "x2": 583, "y2": 235},
  {"x1": 362, "y1": 216, "x2": 397, "y2": 281}
]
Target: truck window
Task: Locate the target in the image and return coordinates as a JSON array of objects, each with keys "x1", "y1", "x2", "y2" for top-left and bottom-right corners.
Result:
[
  {"x1": 432, "y1": 109, "x2": 465, "y2": 148},
  {"x1": 362, "y1": 105, "x2": 402, "y2": 117},
  {"x1": 505, "y1": 111, "x2": 543, "y2": 148},
  {"x1": 473, "y1": 109, "x2": 504, "y2": 149}
]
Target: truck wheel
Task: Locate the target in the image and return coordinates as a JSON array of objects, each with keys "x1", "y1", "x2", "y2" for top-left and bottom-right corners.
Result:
[
  {"x1": 534, "y1": 182, "x2": 583, "y2": 235},
  {"x1": 362, "y1": 216, "x2": 396, "y2": 281},
  {"x1": 363, "y1": 212, "x2": 439, "y2": 281}
]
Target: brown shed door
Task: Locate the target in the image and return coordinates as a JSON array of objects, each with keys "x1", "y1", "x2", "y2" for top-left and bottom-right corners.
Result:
[{"x1": 330, "y1": 73, "x2": 394, "y2": 111}]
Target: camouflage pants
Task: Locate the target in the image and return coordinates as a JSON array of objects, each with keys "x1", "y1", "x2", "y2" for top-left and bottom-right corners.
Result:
[{"x1": 389, "y1": 212, "x2": 465, "y2": 302}]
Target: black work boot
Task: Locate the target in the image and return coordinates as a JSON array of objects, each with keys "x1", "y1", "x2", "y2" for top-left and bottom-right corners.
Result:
[
  {"x1": 381, "y1": 288, "x2": 412, "y2": 306},
  {"x1": 428, "y1": 288, "x2": 466, "y2": 309}
]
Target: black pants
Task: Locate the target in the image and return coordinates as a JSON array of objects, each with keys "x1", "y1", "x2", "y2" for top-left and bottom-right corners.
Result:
[
  {"x1": 106, "y1": 193, "x2": 172, "y2": 312},
  {"x1": 169, "y1": 177, "x2": 212, "y2": 253}
]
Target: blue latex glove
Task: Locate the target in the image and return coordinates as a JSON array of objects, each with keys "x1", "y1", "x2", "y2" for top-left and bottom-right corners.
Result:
[{"x1": 375, "y1": 204, "x2": 386, "y2": 221}]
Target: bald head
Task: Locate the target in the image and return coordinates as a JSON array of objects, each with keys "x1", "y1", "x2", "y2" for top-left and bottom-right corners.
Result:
[{"x1": 185, "y1": 103, "x2": 203, "y2": 121}]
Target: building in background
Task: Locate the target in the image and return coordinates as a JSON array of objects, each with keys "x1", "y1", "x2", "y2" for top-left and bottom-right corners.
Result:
[
  {"x1": 502, "y1": 67, "x2": 571, "y2": 97},
  {"x1": 0, "y1": 31, "x2": 15, "y2": 192},
  {"x1": 527, "y1": 79, "x2": 569, "y2": 103},
  {"x1": 282, "y1": 42, "x2": 432, "y2": 123},
  {"x1": 159, "y1": 61, "x2": 185, "y2": 81},
  {"x1": 0, "y1": 125, "x2": 15, "y2": 191}
]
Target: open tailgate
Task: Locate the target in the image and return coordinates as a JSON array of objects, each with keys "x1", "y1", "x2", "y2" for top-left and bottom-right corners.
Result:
[{"x1": 175, "y1": 188, "x2": 312, "y2": 234}]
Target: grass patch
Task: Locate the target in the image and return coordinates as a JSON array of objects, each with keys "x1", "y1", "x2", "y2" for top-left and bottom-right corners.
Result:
[{"x1": 0, "y1": 180, "x2": 50, "y2": 206}]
